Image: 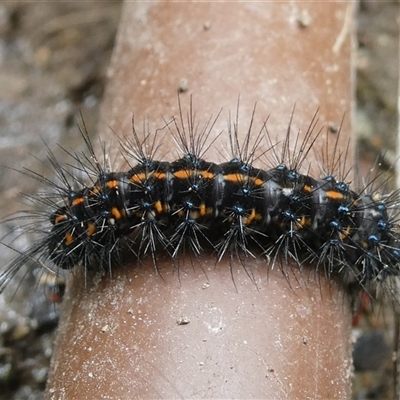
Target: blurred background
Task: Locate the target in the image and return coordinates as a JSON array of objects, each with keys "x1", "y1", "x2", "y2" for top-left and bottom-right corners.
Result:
[{"x1": 0, "y1": 2, "x2": 398, "y2": 399}]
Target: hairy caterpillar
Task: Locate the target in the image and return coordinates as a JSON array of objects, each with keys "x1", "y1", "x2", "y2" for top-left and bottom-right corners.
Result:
[{"x1": 0, "y1": 102, "x2": 399, "y2": 302}]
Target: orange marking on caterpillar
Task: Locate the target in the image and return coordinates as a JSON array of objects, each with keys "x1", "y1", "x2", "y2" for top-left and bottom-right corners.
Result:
[
  {"x1": 86, "y1": 222, "x2": 96, "y2": 237},
  {"x1": 65, "y1": 232, "x2": 74, "y2": 245},
  {"x1": 130, "y1": 172, "x2": 147, "y2": 183},
  {"x1": 154, "y1": 201, "x2": 164, "y2": 214},
  {"x1": 340, "y1": 226, "x2": 351, "y2": 240},
  {"x1": 243, "y1": 209, "x2": 262, "y2": 225},
  {"x1": 72, "y1": 197, "x2": 84, "y2": 207},
  {"x1": 201, "y1": 170, "x2": 215, "y2": 179},
  {"x1": 154, "y1": 171, "x2": 166, "y2": 180},
  {"x1": 326, "y1": 190, "x2": 344, "y2": 201},
  {"x1": 303, "y1": 184, "x2": 313, "y2": 193},
  {"x1": 107, "y1": 180, "x2": 118, "y2": 190},
  {"x1": 199, "y1": 203, "x2": 213, "y2": 217},
  {"x1": 90, "y1": 186, "x2": 101, "y2": 195},
  {"x1": 55, "y1": 214, "x2": 68, "y2": 224},
  {"x1": 111, "y1": 207, "x2": 124, "y2": 220},
  {"x1": 224, "y1": 173, "x2": 246, "y2": 183},
  {"x1": 252, "y1": 177, "x2": 264, "y2": 186},
  {"x1": 173, "y1": 169, "x2": 191, "y2": 179}
]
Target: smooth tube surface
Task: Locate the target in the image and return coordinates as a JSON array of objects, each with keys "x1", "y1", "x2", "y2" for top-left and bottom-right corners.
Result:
[{"x1": 46, "y1": 1, "x2": 355, "y2": 399}]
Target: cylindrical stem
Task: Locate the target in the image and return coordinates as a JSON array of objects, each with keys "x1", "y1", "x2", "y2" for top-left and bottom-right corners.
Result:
[{"x1": 46, "y1": 1, "x2": 355, "y2": 399}]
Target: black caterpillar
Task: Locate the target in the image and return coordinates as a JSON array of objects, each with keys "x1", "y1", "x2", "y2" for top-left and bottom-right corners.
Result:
[{"x1": 1, "y1": 103, "x2": 399, "y2": 297}]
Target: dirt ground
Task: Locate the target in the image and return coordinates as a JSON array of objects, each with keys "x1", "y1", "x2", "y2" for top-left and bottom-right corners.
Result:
[{"x1": 0, "y1": 2, "x2": 398, "y2": 399}]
